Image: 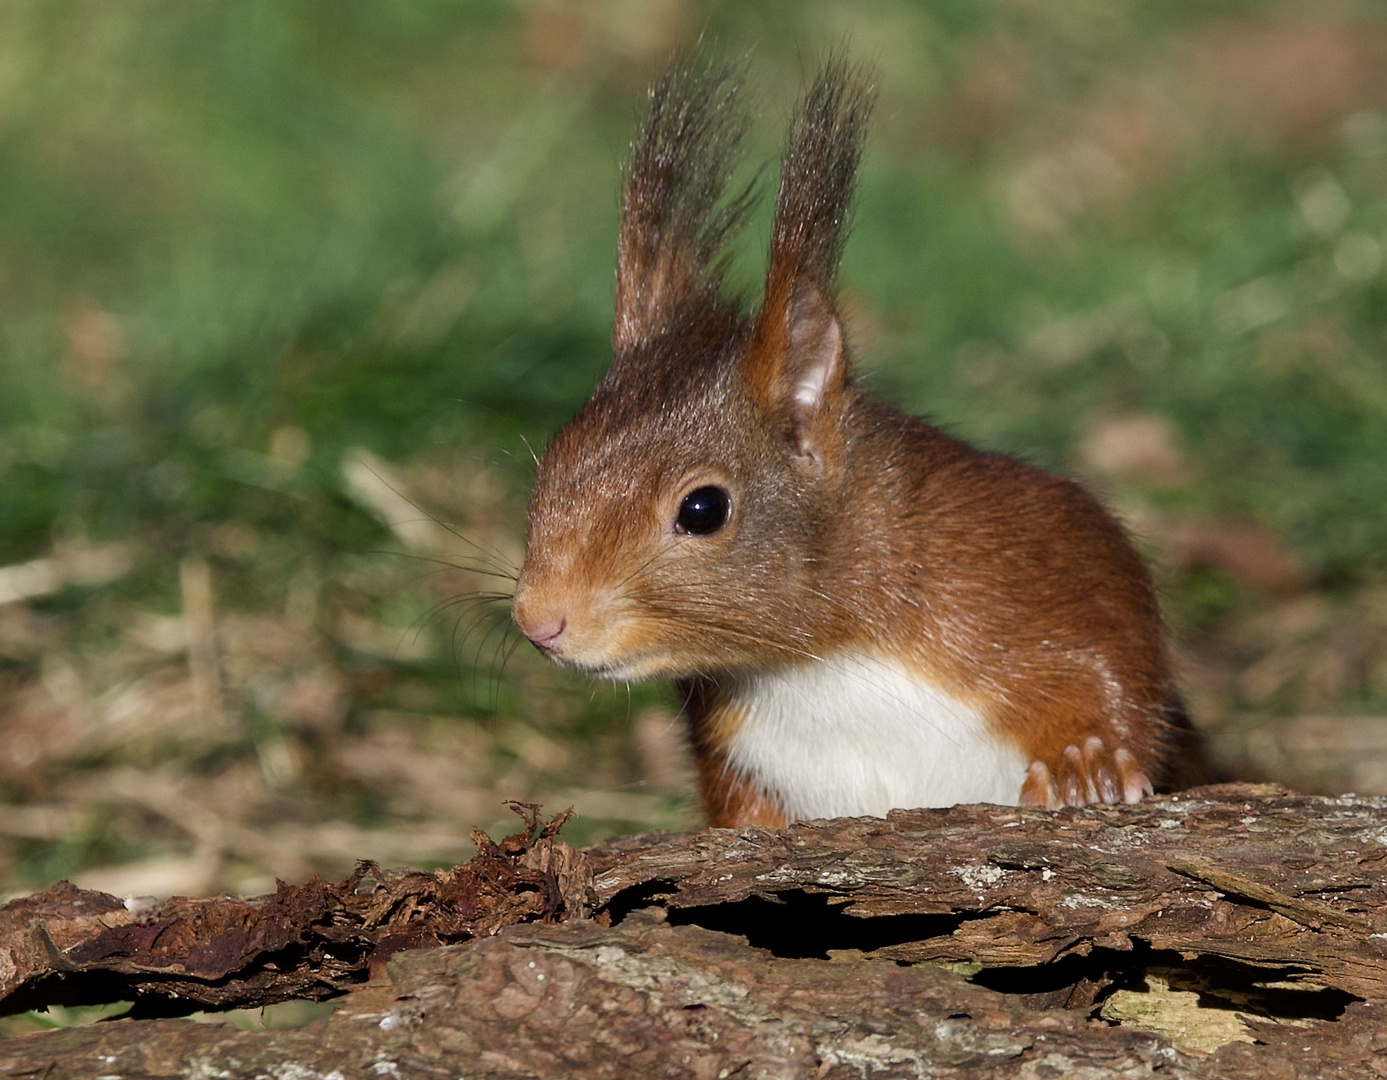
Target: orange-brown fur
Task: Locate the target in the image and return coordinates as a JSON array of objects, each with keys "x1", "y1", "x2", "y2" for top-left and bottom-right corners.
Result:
[
  {"x1": 671, "y1": 395, "x2": 1180, "y2": 817},
  {"x1": 512, "y1": 56, "x2": 1189, "y2": 825}
]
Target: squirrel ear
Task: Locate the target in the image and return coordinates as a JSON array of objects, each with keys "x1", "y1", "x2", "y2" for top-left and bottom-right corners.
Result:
[
  {"x1": 743, "y1": 59, "x2": 870, "y2": 470},
  {"x1": 613, "y1": 57, "x2": 755, "y2": 354},
  {"x1": 785, "y1": 284, "x2": 845, "y2": 456},
  {"x1": 746, "y1": 280, "x2": 846, "y2": 468}
]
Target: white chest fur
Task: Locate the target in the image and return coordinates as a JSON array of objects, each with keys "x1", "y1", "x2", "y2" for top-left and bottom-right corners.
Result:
[{"x1": 723, "y1": 653, "x2": 1029, "y2": 820}]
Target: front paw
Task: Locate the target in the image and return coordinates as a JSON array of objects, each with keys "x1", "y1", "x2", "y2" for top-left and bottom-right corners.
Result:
[{"x1": 1018, "y1": 737, "x2": 1154, "y2": 809}]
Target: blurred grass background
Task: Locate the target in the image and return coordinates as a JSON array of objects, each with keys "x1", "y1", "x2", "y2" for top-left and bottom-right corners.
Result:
[{"x1": 1, "y1": 0, "x2": 1386, "y2": 903}]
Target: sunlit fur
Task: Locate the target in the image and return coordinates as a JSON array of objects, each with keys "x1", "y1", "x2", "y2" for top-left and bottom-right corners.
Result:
[{"x1": 512, "y1": 56, "x2": 1191, "y2": 826}]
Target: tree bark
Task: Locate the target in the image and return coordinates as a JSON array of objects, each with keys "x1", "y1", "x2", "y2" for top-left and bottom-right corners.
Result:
[{"x1": 2, "y1": 785, "x2": 1387, "y2": 1078}]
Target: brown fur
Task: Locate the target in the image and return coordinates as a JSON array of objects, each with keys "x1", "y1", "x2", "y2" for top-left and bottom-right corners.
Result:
[{"x1": 511, "y1": 56, "x2": 1187, "y2": 825}]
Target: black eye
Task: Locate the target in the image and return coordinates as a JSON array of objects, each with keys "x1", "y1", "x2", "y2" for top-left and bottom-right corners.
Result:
[{"x1": 675, "y1": 486, "x2": 731, "y2": 536}]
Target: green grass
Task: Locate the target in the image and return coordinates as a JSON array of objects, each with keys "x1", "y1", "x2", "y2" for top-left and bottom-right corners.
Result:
[{"x1": 4, "y1": 1, "x2": 1385, "y2": 575}]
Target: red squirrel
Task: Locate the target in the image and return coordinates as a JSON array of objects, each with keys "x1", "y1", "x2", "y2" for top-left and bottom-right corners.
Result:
[{"x1": 510, "y1": 56, "x2": 1186, "y2": 827}]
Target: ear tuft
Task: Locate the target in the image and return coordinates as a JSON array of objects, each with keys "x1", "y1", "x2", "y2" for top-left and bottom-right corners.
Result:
[
  {"x1": 613, "y1": 53, "x2": 758, "y2": 355},
  {"x1": 743, "y1": 59, "x2": 871, "y2": 471}
]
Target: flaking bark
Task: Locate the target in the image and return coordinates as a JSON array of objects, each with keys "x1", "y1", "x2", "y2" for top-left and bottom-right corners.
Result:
[{"x1": 4, "y1": 785, "x2": 1387, "y2": 1077}]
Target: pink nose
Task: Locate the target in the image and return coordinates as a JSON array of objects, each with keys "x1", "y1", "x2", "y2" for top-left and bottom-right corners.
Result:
[{"x1": 524, "y1": 616, "x2": 567, "y2": 653}]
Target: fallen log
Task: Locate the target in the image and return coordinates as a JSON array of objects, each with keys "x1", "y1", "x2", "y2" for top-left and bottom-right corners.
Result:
[{"x1": 2, "y1": 784, "x2": 1386, "y2": 1078}]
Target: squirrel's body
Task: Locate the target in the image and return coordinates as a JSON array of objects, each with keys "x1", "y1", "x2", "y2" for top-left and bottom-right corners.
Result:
[
  {"x1": 511, "y1": 57, "x2": 1184, "y2": 825},
  {"x1": 682, "y1": 396, "x2": 1178, "y2": 825}
]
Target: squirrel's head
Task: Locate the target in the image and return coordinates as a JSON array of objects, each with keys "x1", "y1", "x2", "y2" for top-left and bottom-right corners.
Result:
[{"x1": 512, "y1": 56, "x2": 873, "y2": 679}]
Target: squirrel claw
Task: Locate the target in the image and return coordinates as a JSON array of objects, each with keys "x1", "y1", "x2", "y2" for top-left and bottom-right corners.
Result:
[
  {"x1": 1115, "y1": 748, "x2": 1154, "y2": 804},
  {"x1": 1020, "y1": 738, "x2": 1152, "y2": 809},
  {"x1": 1019, "y1": 761, "x2": 1059, "y2": 809}
]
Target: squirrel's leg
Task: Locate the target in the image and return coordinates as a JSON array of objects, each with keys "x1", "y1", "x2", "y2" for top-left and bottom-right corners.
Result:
[
  {"x1": 1007, "y1": 676, "x2": 1164, "y2": 808},
  {"x1": 681, "y1": 679, "x2": 789, "y2": 828},
  {"x1": 699, "y1": 766, "x2": 790, "y2": 828}
]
